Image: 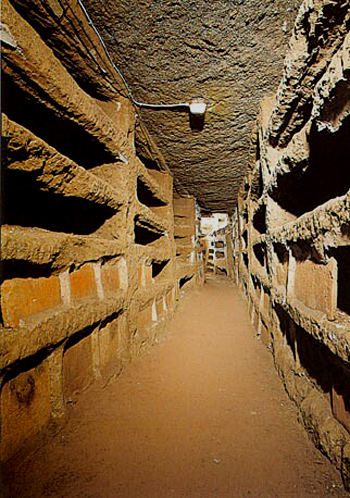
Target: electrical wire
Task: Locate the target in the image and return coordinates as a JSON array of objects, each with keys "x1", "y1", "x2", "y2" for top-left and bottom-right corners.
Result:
[
  {"x1": 76, "y1": 0, "x2": 191, "y2": 111},
  {"x1": 42, "y1": 0, "x2": 122, "y2": 97}
]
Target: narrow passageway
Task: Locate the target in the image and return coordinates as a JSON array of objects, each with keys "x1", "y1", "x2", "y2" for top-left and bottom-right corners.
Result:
[{"x1": 4, "y1": 279, "x2": 347, "y2": 498}]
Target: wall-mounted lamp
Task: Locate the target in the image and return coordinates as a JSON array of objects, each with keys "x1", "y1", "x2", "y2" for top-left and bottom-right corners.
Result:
[
  {"x1": 76, "y1": 0, "x2": 207, "y2": 130},
  {"x1": 189, "y1": 100, "x2": 207, "y2": 117},
  {"x1": 189, "y1": 99, "x2": 207, "y2": 131},
  {"x1": 133, "y1": 98, "x2": 207, "y2": 130}
]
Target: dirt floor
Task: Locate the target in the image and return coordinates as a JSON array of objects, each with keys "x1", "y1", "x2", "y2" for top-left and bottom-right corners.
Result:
[{"x1": 3, "y1": 278, "x2": 349, "y2": 497}]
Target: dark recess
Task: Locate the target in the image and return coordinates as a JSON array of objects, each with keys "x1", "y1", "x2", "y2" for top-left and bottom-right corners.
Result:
[
  {"x1": 0, "y1": 260, "x2": 52, "y2": 285},
  {"x1": 135, "y1": 137, "x2": 161, "y2": 171},
  {"x1": 1, "y1": 348, "x2": 49, "y2": 386},
  {"x1": 274, "y1": 243, "x2": 288, "y2": 264},
  {"x1": 2, "y1": 74, "x2": 116, "y2": 169},
  {"x1": 64, "y1": 324, "x2": 97, "y2": 353},
  {"x1": 152, "y1": 260, "x2": 169, "y2": 278},
  {"x1": 270, "y1": 118, "x2": 350, "y2": 216},
  {"x1": 275, "y1": 304, "x2": 350, "y2": 415},
  {"x1": 137, "y1": 178, "x2": 167, "y2": 208},
  {"x1": 253, "y1": 243, "x2": 265, "y2": 267},
  {"x1": 179, "y1": 275, "x2": 193, "y2": 288},
  {"x1": 216, "y1": 267, "x2": 227, "y2": 276},
  {"x1": 7, "y1": 0, "x2": 115, "y2": 101},
  {"x1": 134, "y1": 217, "x2": 163, "y2": 245},
  {"x1": 333, "y1": 246, "x2": 350, "y2": 315},
  {"x1": 241, "y1": 210, "x2": 248, "y2": 223},
  {"x1": 2, "y1": 170, "x2": 116, "y2": 234},
  {"x1": 242, "y1": 252, "x2": 249, "y2": 269},
  {"x1": 253, "y1": 203, "x2": 266, "y2": 234},
  {"x1": 251, "y1": 275, "x2": 260, "y2": 291}
]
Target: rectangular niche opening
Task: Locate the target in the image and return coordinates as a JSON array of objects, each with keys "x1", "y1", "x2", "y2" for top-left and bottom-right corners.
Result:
[
  {"x1": 333, "y1": 246, "x2": 350, "y2": 315},
  {"x1": 179, "y1": 275, "x2": 193, "y2": 288},
  {"x1": 215, "y1": 241, "x2": 225, "y2": 249},
  {"x1": 152, "y1": 260, "x2": 170, "y2": 279},
  {"x1": 274, "y1": 243, "x2": 288, "y2": 262},
  {"x1": 251, "y1": 274, "x2": 261, "y2": 296},
  {"x1": 216, "y1": 251, "x2": 225, "y2": 259},
  {"x1": 275, "y1": 303, "x2": 350, "y2": 429},
  {"x1": 270, "y1": 118, "x2": 350, "y2": 217},
  {"x1": 253, "y1": 243, "x2": 265, "y2": 267},
  {"x1": 134, "y1": 216, "x2": 164, "y2": 245},
  {"x1": 274, "y1": 305, "x2": 330, "y2": 392},
  {"x1": 242, "y1": 230, "x2": 248, "y2": 248},
  {"x1": 253, "y1": 204, "x2": 266, "y2": 234},
  {"x1": 241, "y1": 209, "x2": 248, "y2": 226},
  {"x1": 2, "y1": 75, "x2": 116, "y2": 169},
  {"x1": 137, "y1": 177, "x2": 167, "y2": 208},
  {"x1": 0, "y1": 259, "x2": 53, "y2": 284},
  {"x1": 273, "y1": 242, "x2": 289, "y2": 288},
  {"x1": 242, "y1": 252, "x2": 249, "y2": 269},
  {"x1": 2, "y1": 169, "x2": 117, "y2": 235},
  {"x1": 216, "y1": 267, "x2": 227, "y2": 276},
  {"x1": 137, "y1": 155, "x2": 160, "y2": 171}
]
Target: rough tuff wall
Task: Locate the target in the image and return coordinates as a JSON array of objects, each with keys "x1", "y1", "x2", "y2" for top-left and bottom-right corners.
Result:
[
  {"x1": 234, "y1": 0, "x2": 350, "y2": 489},
  {"x1": 0, "y1": 0, "x2": 203, "y2": 462},
  {"x1": 83, "y1": 0, "x2": 300, "y2": 213}
]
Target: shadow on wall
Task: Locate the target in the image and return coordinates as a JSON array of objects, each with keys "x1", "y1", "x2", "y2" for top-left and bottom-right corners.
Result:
[
  {"x1": 275, "y1": 304, "x2": 350, "y2": 418},
  {"x1": 2, "y1": 75, "x2": 116, "y2": 169},
  {"x1": 189, "y1": 112, "x2": 205, "y2": 131},
  {"x1": 1, "y1": 169, "x2": 117, "y2": 235},
  {"x1": 332, "y1": 246, "x2": 350, "y2": 315},
  {"x1": 270, "y1": 118, "x2": 350, "y2": 217}
]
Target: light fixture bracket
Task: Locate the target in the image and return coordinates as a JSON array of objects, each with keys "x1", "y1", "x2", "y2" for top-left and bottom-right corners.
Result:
[{"x1": 189, "y1": 99, "x2": 207, "y2": 117}]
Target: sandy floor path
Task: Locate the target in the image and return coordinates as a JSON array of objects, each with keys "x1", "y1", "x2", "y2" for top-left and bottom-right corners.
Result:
[{"x1": 4, "y1": 278, "x2": 348, "y2": 497}]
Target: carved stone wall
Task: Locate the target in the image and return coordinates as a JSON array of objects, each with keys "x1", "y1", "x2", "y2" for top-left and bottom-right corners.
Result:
[
  {"x1": 234, "y1": 0, "x2": 350, "y2": 489},
  {"x1": 1, "y1": 0, "x2": 203, "y2": 462}
]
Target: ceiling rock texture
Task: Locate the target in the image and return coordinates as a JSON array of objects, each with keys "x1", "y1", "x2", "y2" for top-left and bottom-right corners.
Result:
[{"x1": 84, "y1": 0, "x2": 300, "y2": 213}]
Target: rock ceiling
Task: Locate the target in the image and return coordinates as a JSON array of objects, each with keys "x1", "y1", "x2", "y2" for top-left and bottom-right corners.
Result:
[{"x1": 85, "y1": 0, "x2": 301, "y2": 212}]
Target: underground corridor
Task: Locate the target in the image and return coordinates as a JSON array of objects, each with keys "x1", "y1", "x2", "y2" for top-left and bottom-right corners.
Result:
[
  {"x1": 1, "y1": 0, "x2": 350, "y2": 496},
  {"x1": 2, "y1": 279, "x2": 349, "y2": 497}
]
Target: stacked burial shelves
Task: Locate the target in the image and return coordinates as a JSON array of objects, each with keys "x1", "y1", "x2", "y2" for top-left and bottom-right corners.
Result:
[
  {"x1": 206, "y1": 228, "x2": 230, "y2": 276},
  {"x1": 133, "y1": 157, "x2": 177, "y2": 351},
  {"x1": 0, "y1": 0, "x2": 195, "y2": 463},
  {"x1": 234, "y1": 10, "x2": 350, "y2": 487},
  {"x1": 173, "y1": 195, "x2": 203, "y2": 292}
]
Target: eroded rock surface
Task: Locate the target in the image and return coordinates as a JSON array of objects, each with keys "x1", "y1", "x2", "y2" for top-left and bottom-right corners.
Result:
[
  {"x1": 1, "y1": 0, "x2": 203, "y2": 464},
  {"x1": 233, "y1": 0, "x2": 350, "y2": 488},
  {"x1": 84, "y1": 0, "x2": 300, "y2": 212}
]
